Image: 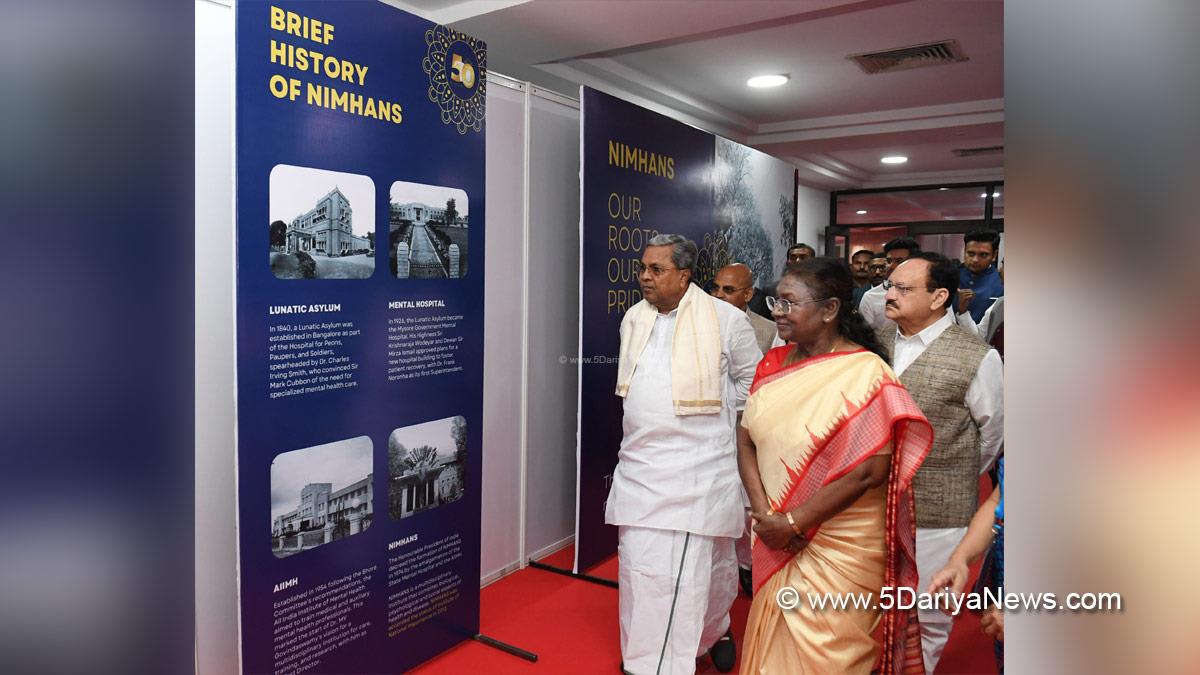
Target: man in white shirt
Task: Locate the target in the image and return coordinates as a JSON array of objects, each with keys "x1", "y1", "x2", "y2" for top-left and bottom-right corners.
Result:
[
  {"x1": 859, "y1": 237, "x2": 920, "y2": 329},
  {"x1": 861, "y1": 237, "x2": 976, "y2": 332},
  {"x1": 606, "y1": 235, "x2": 761, "y2": 675},
  {"x1": 878, "y1": 252, "x2": 1004, "y2": 673}
]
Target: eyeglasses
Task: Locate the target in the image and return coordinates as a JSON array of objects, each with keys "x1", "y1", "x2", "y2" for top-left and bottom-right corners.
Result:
[
  {"x1": 712, "y1": 284, "x2": 750, "y2": 295},
  {"x1": 632, "y1": 261, "x2": 679, "y2": 277},
  {"x1": 765, "y1": 295, "x2": 827, "y2": 314},
  {"x1": 882, "y1": 280, "x2": 933, "y2": 296}
]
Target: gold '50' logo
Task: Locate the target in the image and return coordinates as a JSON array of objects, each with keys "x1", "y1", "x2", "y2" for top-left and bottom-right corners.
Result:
[{"x1": 450, "y1": 53, "x2": 476, "y2": 89}]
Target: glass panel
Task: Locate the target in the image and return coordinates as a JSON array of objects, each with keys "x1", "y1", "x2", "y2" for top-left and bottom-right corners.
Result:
[
  {"x1": 991, "y1": 186, "x2": 1004, "y2": 219},
  {"x1": 830, "y1": 234, "x2": 847, "y2": 260},
  {"x1": 837, "y1": 187, "x2": 987, "y2": 224},
  {"x1": 848, "y1": 226, "x2": 907, "y2": 258},
  {"x1": 916, "y1": 233, "x2": 967, "y2": 262}
]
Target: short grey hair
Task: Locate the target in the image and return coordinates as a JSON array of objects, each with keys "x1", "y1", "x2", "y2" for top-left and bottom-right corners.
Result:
[{"x1": 647, "y1": 234, "x2": 697, "y2": 278}]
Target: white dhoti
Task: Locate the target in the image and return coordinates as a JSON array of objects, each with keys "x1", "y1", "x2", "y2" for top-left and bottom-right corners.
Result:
[
  {"x1": 618, "y1": 526, "x2": 737, "y2": 675},
  {"x1": 916, "y1": 526, "x2": 968, "y2": 673}
]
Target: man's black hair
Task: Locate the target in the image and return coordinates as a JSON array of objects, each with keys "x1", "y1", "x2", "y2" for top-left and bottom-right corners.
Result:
[
  {"x1": 963, "y1": 228, "x2": 1001, "y2": 250},
  {"x1": 909, "y1": 251, "x2": 959, "y2": 309},
  {"x1": 883, "y1": 237, "x2": 921, "y2": 254}
]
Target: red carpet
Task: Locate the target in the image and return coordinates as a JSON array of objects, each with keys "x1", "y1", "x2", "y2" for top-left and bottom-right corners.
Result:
[{"x1": 411, "y1": 539, "x2": 997, "y2": 674}]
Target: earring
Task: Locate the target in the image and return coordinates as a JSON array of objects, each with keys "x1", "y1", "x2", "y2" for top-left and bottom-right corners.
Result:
[{"x1": 823, "y1": 317, "x2": 831, "y2": 323}]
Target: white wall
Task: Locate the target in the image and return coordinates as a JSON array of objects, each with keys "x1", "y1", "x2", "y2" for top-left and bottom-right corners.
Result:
[
  {"x1": 523, "y1": 90, "x2": 580, "y2": 560},
  {"x1": 480, "y1": 79, "x2": 525, "y2": 582},
  {"x1": 480, "y1": 78, "x2": 581, "y2": 581},
  {"x1": 795, "y1": 181, "x2": 829, "y2": 252},
  {"x1": 194, "y1": 1, "x2": 237, "y2": 673}
]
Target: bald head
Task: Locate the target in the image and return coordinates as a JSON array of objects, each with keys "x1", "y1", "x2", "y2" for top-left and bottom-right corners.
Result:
[{"x1": 711, "y1": 263, "x2": 755, "y2": 311}]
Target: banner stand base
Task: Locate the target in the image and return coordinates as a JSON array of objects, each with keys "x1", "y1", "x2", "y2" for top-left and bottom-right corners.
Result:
[
  {"x1": 474, "y1": 633, "x2": 538, "y2": 662},
  {"x1": 528, "y1": 560, "x2": 618, "y2": 589}
]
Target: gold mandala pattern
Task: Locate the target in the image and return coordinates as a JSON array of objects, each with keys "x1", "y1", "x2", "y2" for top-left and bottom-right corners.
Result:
[
  {"x1": 696, "y1": 226, "x2": 733, "y2": 288},
  {"x1": 422, "y1": 26, "x2": 487, "y2": 134}
]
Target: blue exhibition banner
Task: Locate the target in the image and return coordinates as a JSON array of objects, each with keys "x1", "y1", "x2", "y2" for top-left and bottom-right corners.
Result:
[
  {"x1": 576, "y1": 88, "x2": 797, "y2": 572},
  {"x1": 235, "y1": 2, "x2": 485, "y2": 672}
]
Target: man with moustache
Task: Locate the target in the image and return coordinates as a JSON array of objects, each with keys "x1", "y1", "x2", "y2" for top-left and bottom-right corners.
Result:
[
  {"x1": 850, "y1": 249, "x2": 876, "y2": 309},
  {"x1": 606, "y1": 235, "x2": 761, "y2": 674},
  {"x1": 859, "y1": 237, "x2": 921, "y2": 329},
  {"x1": 867, "y1": 254, "x2": 889, "y2": 288},
  {"x1": 877, "y1": 252, "x2": 1004, "y2": 673}
]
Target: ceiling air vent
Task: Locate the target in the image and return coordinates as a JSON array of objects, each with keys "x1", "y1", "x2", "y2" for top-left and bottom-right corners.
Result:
[
  {"x1": 849, "y1": 40, "x2": 968, "y2": 74},
  {"x1": 952, "y1": 146, "x2": 1004, "y2": 158}
]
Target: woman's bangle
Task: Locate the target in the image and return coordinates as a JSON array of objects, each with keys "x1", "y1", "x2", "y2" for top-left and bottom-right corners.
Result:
[{"x1": 785, "y1": 511, "x2": 803, "y2": 536}]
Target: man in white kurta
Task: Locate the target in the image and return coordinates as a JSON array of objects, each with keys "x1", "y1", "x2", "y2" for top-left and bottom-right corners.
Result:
[{"x1": 606, "y1": 236, "x2": 760, "y2": 675}]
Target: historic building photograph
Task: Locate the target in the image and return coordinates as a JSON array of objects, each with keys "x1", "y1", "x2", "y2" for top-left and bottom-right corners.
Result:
[
  {"x1": 387, "y1": 415, "x2": 466, "y2": 520},
  {"x1": 388, "y1": 181, "x2": 469, "y2": 279},
  {"x1": 271, "y1": 436, "x2": 374, "y2": 558},
  {"x1": 269, "y1": 164, "x2": 376, "y2": 280}
]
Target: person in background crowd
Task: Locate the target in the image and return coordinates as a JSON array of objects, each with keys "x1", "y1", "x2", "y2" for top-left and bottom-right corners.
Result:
[
  {"x1": 867, "y1": 254, "x2": 889, "y2": 288},
  {"x1": 737, "y1": 258, "x2": 931, "y2": 673},
  {"x1": 877, "y1": 253, "x2": 1003, "y2": 673},
  {"x1": 958, "y1": 228, "x2": 1004, "y2": 323},
  {"x1": 749, "y1": 244, "x2": 817, "y2": 320},
  {"x1": 962, "y1": 260, "x2": 1005, "y2": 360},
  {"x1": 850, "y1": 248, "x2": 874, "y2": 287},
  {"x1": 850, "y1": 249, "x2": 876, "y2": 309},
  {"x1": 786, "y1": 243, "x2": 816, "y2": 265},
  {"x1": 927, "y1": 455, "x2": 1004, "y2": 672},
  {"x1": 607, "y1": 235, "x2": 761, "y2": 674},
  {"x1": 711, "y1": 263, "x2": 778, "y2": 356},
  {"x1": 859, "y1": 237, "x2": 920, "y2": 329},
  {"x1": 710, "y1": 262, "x2": 779, "y2": 598}
]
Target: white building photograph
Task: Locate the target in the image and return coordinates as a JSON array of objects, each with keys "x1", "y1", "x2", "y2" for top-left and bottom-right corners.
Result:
[
  {"x1": 388, "y1": 181, "x2": 469, "y2": 279},
  {"x1": 269, "y1": 164, "x2": 376, "y2": 279},
  {"x1": 270, "y1": 436, "x2": 374, "y2": 558},
  {"x1": 387, "y1": 415, "x2": 466, "y2": 520}
]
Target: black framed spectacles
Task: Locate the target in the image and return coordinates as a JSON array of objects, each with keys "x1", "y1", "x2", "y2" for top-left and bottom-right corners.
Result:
[{"x1": 632, "y1": 261, "x2": 679, "y2": 277}]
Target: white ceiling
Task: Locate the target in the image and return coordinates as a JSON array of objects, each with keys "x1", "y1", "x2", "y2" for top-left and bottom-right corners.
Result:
[{"x1": 383, "y1": 0, "x2": 1004, "y2": 190}]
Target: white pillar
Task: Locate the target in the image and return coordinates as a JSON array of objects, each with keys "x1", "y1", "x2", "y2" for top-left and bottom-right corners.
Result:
[
  {"x1": 448, "y1": 244, "x2": 460, "y2": 278},
  {"x1": 396, "y1": 242, "x2": 411, "y2": 278}
]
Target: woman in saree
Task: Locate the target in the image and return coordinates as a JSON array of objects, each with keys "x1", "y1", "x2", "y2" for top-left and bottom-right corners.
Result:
[{"x1": 737, "y1": 258, "x2": 933, "y2": 674}]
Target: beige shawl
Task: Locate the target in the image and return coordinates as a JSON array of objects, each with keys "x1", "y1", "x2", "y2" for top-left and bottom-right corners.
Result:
[{"x1": 615, "y1": 283, "x2": 723, "y2": 415}]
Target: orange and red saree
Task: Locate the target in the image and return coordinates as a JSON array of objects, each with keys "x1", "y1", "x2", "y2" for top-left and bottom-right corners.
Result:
[{"x1": 740, "y1": 347, "x2": 931, "y2": 674}]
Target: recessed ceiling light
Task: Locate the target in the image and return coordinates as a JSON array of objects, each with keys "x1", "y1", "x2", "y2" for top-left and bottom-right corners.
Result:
[
  {"x1": 938, "y1": 187, "x2": 950, "y2": 191},
  {"x1": 881, "y1": 155, "x2": 908, "y2": 164},
  {"x1": 747, "y1": 74, "x2": 789, "y2": 88},
  {"x1": 856, "y1": 210, "x2": 867, "y2": 215}
]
